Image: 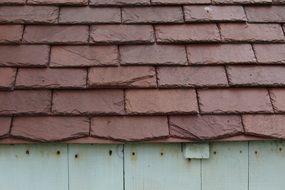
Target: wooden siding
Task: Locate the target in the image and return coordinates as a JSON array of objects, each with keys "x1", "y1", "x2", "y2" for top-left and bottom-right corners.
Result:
[{"x1": 0, "y1": 142, "x2": 284, "y2": 190}]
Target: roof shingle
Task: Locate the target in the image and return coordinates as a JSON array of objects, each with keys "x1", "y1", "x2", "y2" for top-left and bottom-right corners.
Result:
[{"x1": 0, "y1": 0, "x2": 284, "y2": 143}]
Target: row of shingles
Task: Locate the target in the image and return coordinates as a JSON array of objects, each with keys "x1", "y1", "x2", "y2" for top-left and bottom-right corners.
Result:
[
  {"x1": 0, "y1": 0, "x2": 280, "y2": 6},
  {"x1": 1, "y1": 5, "x2": 284, "y2": 24},
  {"x1": 2, "y1": 43, "x2": 285, "y2": 90},
  {"x1": 0, "y1": 5, "x2": 284, "y2": 36},
  {"x1": 4, "y1": 63, "x2": 285, "y2": 91},
  {"x1": 0, "y1": 5, "x2": 284, "y2": 45},
  {"x1": 1, "y1": 86, "x2": 283, "y2": 116},
  {"x1": 2, "y1": 39, "x2": 284, "y2": 68},
  {"x1": 0, "y1": 114, "x2": 243, "y2": 142},
  {"x1": 2, "y1": 64, "x2": 285, "y2": 90},
  {"x1": 2, "y1": 113, "x2": 285, "y2": 142}
]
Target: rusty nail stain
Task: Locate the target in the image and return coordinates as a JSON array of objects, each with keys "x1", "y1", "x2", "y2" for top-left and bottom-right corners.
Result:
[
  {"x1": 57, "y1": 150, "x2": 60, "y2": 155},
  {"x1": 75, "y1": 154, "x2": 78, "y2": 159},
  {"x1": 109, "y1": 150, "x2": 112, "y2": 156},
  {"x1": 26, "y1": 150, "x2": 29, "y2": 155}
]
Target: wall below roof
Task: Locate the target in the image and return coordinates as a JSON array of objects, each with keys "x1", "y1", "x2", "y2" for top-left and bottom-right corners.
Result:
[{"x1": 0, "y1": 141, "x2": 284, "y2": 190}]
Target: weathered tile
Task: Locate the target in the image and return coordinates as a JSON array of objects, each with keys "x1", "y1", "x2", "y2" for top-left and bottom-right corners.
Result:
[
  {"x1": 0, "y1": 45, "x2": 49, "y2": 67},
  {"x1": 52, "y1": 90, "x2": 124, "y2": 114},
  {"x1": 23, "y1": 26, "x2": 89, "y2": 44},
  {"x1": 12, "y1": 117, "x2": 89, "y2": 141},
  {"x1": 228, "y1": 66, "x2": 285, "y2": 86},
  {"x1": 0, "y1": 90, "x2": 51, "y2": 115},
  {"x1": 199, "y1": 88, "x2": 273, "y2": 113},
  {"x1": 156, "y1": 24, "x2": 220, "y2": 43},
  {"x1": 244, "y1": 115, "x2": 285, "y2": 138},
  {"x1": 184, "y1": 5, "x2": 246, "y2": 22},
  {"x1": 158, "y1": 66, "x2": 228, "y2": 87},
  {"x1": 50, "y1": 46, "x2": 119, "y2": 67},
  {"x1": 120, "y1": 45, "x2": 187, "y2": 65},
  {"x1": 170, "y1": 115, "x2": 243, "y2": 139},
  {"x1": 88, "y1": 66, "x2": 156, "y2": 88},
  {"x1": 59, "y1": 7, "x2": 121, "y2": 24},
  {"x1": 0, "y1": 6, "x2": 58, "y2": 24},
  {"x1": 126, "y1": 89, "x2": 198, "y2": 114},
  {"x1": 90, "y1": 25, "x2": 154, "y2": 44},
  {"x1": 91, "y1": 116, "x2": 169, "y2": 141},
  {"x1": 0, "y1": 25, "x2": 23, "y2": 43},
  {"x1": 122, "y1": 7, "x2": 183, "y2": 23},
  {"x1": 16, "y1": 68, "x2": 87, "y2": 88},
  {"x1": 187, "y1": 44, "x2": 256, "y2": 64}
]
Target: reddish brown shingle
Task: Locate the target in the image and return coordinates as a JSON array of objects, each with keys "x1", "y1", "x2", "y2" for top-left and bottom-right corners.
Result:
[
  {"x1": 198, "y1": 89, "x2": 273, "y2": 113},
  {"x1": 155, "y1": 24, "x2": 220, "y2": 43},
  {"x1": 213, "y1": 0, "x2": 272, "y2": 3},
  {"x1": 59, "y1": 7, "x2": 121, "y2": 24},
  {"x1": 220, "y1": 24, "x2": 284, "y2": 42},
  {"x1": 23, "y1": 26, "x2": 89, "y2": 44},
  {"x1": 126, "y1": 89, "x2": 198, "y2": 114},
  {"x1": 91, "y1": 116, "x2": 169, "y2": 141},
  {"x1": 0, "y1": 118, "x2": 11, "y2": 137},
  {"x1": 0, "y1": 68, "x2": 16, "y2": 89},
  {"x1": 16, "y1": 68, "x2": 87, "y2": 89},
  {"x1": 88, "y1": 66, "x2": 156, "y2": 88},
  {"x1": 184, "y1": 6, "x2": 246, "y2": 22},
  {"x1": 27, "y1": 0, "x2": 88, "y2": 5},
  {"x1": 12, "y1": 117, "x2": 89, "y2": 141},
  {"x1": 90, "y1": 0, "x2": 150, "y2": 6},
  {"x1": 254, "y1": 44, "x2": 285, "y2": 63},
  {"x1": 0, "y1": 90, "x2": 51, "y2": 115},
  {"x1": 245, "y1": 6, "x2": 285, "y2": 22},
  {"x1": 169, "y1": 115, "x2": 243, "y2": 140},
  {"x1": 122, "y1": 7, "x2": 184, "y2": 23},
  {"x1": 270, "y1": 89, "x2": 285, "y2": 112},
  {"x1": 50, "y1": 46, "x2": 119, "y2": 67},
  {"x1": 152, "y1": 0, "x2": 211, "y2": 4},
  {"x1": 0, "y1": 45, "x2": 49, "y2": 67},
  {"x1": 52, "y1": 90, "x2": 124, "y2": 115},
  {"x1": 0, "y1": 0, "x2": 25, "y2": 4},
  {"x1": 0, "y1": 25, "x2": 23, "y2": 43},
  {"x1": 187, "y1": 44, "x2": 256, "y2": 64},
  {"x1": 0, "y1": 6, "x2": 58, "y2": 24},
  {"x1": 243, "y1": 115, "x2": 285, "y2": 139},
  {"x1": 120, "y1": 45, "x2": 188, "y2": 65},
  {"x1": 157, "y1": 66, "x2": 228, "y2": 87},
  {"x1": 90, "y1": 25, "x2": 155, "y2": 44},
  {"x1": 228, "y1": 66, "x2": 285, "y2": 86}
]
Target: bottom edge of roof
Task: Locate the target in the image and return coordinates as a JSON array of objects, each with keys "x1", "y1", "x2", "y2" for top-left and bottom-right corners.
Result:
[{"x1": 0, "y1": 135, "x2": 277, "y2": 144}]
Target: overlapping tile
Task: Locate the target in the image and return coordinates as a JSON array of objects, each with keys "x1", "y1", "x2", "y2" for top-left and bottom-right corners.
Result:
[{"x1": 0, "y1": 0, "x2": 284, "y2": 143}]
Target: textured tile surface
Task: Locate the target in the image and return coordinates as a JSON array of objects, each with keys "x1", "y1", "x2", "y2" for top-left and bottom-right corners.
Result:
[{"x1": 0, "y1": 0, "x2": 283, "y2": 143}]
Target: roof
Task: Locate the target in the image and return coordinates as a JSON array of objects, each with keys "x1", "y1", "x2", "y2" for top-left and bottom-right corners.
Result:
[{"x1": 0, "y1": 0, "x2": 284, "y2": 143}]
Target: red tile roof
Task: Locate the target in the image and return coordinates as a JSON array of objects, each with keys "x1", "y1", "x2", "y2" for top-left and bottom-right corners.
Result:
[{"x1": 0, "y1": 0, "x2": 285, "y2": 143}]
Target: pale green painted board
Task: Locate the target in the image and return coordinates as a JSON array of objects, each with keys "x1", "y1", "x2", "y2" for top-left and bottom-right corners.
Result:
[
  {"x1": 124, "y1": 143, "x2": 201, "y2": 190},
  {"x1": 1, "y1": 142, "x2": 285, "y2": 190},
  {"x1": 68, "y1": 144, "x2": 124, "y2": 190},
  {"x1": 202, "y1": 142, "x2": 248, "y2": 190},
  {"x1": 0, "y1": 144, "x2": 68, "y2": 190},
  {"x1": 249, "y1": 141, "x2": 285, "y2": 190}
]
